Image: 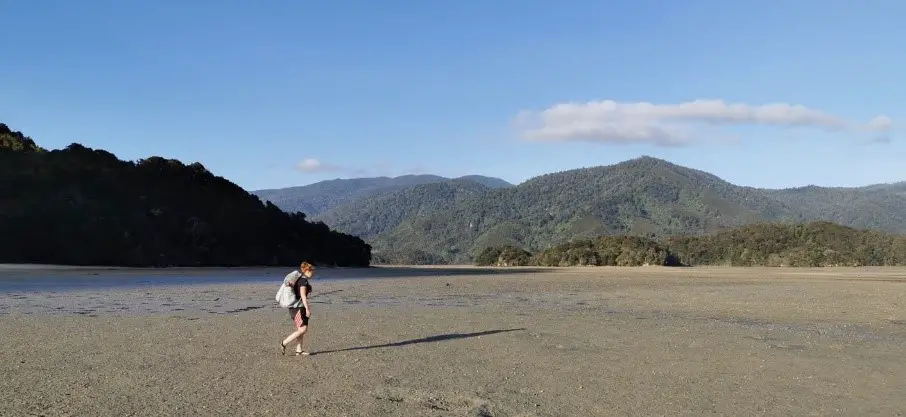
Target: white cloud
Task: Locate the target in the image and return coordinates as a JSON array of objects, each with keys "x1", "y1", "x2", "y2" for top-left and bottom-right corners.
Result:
[
  {"x1": 294, "y1": 158, "x2": 341, "y2": 173},
  {"x1": 515, "y1": 99, "x2": 894, "y2": 146},
  {"x1": 293, "y1": 159, "x2": 404, "y2": 177},
  {"x1": 862, "y1": 115, "x2": 895, "y2": 144},
  {"x1": 867, "y1": 115, "x2": 893, "y2": 132}
]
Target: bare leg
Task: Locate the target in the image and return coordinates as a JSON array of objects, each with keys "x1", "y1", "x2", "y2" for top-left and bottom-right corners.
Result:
[
  {"x1": 294, "y1": 326, "x2": 307, "y2": 354},
  {"x1": 280, "y1": 311, "x2": 308, "y2": 354},
  {"x1": 282, "y1": 326, "x2": 305, "y2": 348}
]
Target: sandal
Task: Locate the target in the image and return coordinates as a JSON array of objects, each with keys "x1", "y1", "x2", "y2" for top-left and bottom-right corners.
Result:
[
  {"x1": 294, "y1": 350, "x2": 309, "y2": 356},
  {"x1": 280, "y1": 342, "x2": 287, "y2": 356}
]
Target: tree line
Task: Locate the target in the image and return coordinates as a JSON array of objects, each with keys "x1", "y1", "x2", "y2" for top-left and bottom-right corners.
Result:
[{"x1": 476, "y1": 221, "x2": 906, "y2": 267}]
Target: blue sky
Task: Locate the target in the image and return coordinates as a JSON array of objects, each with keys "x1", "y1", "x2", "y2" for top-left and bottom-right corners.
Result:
[{"x1": 2, "y1": 0, "x2": 904, "y2": 190}]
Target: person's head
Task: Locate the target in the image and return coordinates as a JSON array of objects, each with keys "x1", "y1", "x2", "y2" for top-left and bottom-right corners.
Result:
[{"x1": 300, "y1": 261, "x2": 314, "y2": 278}]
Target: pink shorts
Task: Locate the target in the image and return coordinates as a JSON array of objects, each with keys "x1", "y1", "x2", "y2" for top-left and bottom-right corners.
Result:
[{"x1": 289, "y1": 308, "x2": 309, "y2": 327}]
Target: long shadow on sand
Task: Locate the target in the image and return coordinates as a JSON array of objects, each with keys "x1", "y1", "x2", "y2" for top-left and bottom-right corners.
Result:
[{"x1": 310, "y1": 328, "x2": 525, "y2": 356}]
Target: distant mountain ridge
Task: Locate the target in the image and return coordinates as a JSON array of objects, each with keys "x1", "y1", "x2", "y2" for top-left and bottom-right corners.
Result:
[
  {"x1": 251, "y1": 155, "x2": 906, "y2": 265},
  {"x1": 252, "y1": 174, "x2": 513, "y2": 217},
  {"x1": 291, "y1": 156, "x2": 906, "y2": 264}
]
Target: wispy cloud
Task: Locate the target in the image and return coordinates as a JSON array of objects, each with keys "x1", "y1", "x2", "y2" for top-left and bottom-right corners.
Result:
[
  {"x1": 866, "y1": 115, "x2": 894, "y2": 144},
  {"x1": 514, "y1": 99, "x2": 895, "y2": 146},
  {"x1": 294, "y1": 158, "x2": 342, "y2": 173},
  {"x1": 293, "y1": 159, "x2": 408, "y2": 177}
]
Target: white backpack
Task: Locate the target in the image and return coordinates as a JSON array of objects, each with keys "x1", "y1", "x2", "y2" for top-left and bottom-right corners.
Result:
[{"x1": 275, "y1": 283, "x2": 297, "y2": 308}]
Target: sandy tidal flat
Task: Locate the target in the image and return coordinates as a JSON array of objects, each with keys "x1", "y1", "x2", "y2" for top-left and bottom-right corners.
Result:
[{"x1": 1, "y1": 266, "x2": 905, "y2": 416}]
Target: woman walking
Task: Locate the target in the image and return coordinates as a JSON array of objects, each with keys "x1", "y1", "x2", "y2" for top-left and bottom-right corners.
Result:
[{"x1": 280, "y1": 262, "x2": 314, "y2": 356}]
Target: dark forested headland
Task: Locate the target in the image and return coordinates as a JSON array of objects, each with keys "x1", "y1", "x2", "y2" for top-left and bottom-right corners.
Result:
[
  {"x1": 0, "y1": 123, "x2": 371, "y2": 267},
  {"x1": 477, "y1": 221, "x2": 906, "y2": 267}
]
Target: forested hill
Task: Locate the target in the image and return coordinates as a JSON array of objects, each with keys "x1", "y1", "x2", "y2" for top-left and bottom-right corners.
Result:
[
  {"x1": 479, "y1": 221, "x2": 906, "y2": 268},
  {"x1": 0, "y1": 123, "x2": 371, "y2": 267},
  {"x1": 357, "y1": 156, "x2": 906, "y2": 264},
  {"x1": 252, "y1": 174, "x2": 513, "y2": 217},
  {"x1": 315, "y1": 179, "x2": 493, "y2": 241}
]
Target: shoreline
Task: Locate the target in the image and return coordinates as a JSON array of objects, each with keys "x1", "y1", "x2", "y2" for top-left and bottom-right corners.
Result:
[
  {"x1": 0, "y1": 263, "x2": 371, "y2": 271},
  {"x1": 3, "y1": 263, "x2": 906, "y2": 283},
  {"x1": 6, "y1": 261, "x2": 906, "y2": 270},
  {"x1": 3, "y1": 263, "x2": 905, "y2": 295}
]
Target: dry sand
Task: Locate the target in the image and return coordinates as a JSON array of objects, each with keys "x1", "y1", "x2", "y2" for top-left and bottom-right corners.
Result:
[{"x1": 1, "y1": 266, "x2": 905, "y2": 416}]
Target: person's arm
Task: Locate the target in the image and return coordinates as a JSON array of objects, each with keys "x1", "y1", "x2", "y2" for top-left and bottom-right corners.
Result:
[{"x1": 300, "y1": 290, "x2": 311, "y2": 317}]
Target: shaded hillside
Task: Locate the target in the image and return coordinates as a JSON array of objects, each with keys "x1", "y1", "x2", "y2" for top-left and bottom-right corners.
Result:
[
  {"x1": 315, "y1": 179, "x2": 492, "y2": 241},
  {"x1": 482, "y1": 221, "x2": 906, "y2": 267},
  {"x1": 362, "y1": 157, "x2": 906, "y2": 264},
  {"x1": 455, "y1": 175, "x2": 515, "y2": 189},
  {"x1": 0, "y1": 123, "x2": 371, "y2": 267},
  {"x1": 765, "y1": 185, "x2": 906, "y2": 232},
  {"x1": 253, "y1": 174, "x2": 512, "y2": 217},
  {"x1": 0, "y1": 124, "x2": 44, "y2": 153}
]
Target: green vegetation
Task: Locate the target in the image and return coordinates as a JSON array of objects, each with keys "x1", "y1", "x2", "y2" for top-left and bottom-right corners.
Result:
[
  {"x1": 0, "y1": 123, "x2": 371, "y2": 267},
  {"x1": 475, "y1": 245, "x2": 533, "y2": 266},
  {"x1": 316, "y1": 179, "x2": 492, "y2": 240},
  {"x1": 0, "y1": 126, "x2": 44, "y2": 153},
  {"x1": 370, "y1": 249, "x2": 446, "y2": 265},
  {"x1": 482, "y1": 221, "x2": 906, "y2": 267},
  {"x1": 318, "y1": 156, "x2": 906, "y2": 264},
  {"x1": 533, "y1": 236, "x2": 677, "y2": 267}
]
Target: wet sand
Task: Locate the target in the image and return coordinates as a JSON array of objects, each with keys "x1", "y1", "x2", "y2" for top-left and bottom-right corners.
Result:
[{"x1": 1, "y1": 266, "x2": 905, "y2": 416}]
